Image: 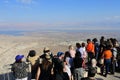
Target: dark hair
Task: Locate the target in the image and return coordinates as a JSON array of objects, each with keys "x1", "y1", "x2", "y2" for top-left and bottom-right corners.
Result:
[
  {"x1": 101, "y1": 36, "x2": 104, "y2": 39},
  {"x1": 92, "y1": 38, "x2": 98, "y2": 43},
  {"x1": 42, "y1": 58, "x2": 52, "y2": 71},
  {"x1": 28, "y1": 50, "x2": 36, "y2": 57},
  {"x1": 81, "y1": 42, "x2": 85, "y2": 47},
  {"x1": 88, "y1": 67, "x2": 97, "y2": 77},
  {"x1": 87, "y1": 39, "x2": 91, "y2": 43},
  {"x1": 100, "y1": 36, "x2": 105, "y2": 44},
  {"x1": 106, "y1": 45, "x2": 112, "y2": 50},
  {"x1": 76, "y1": 43, "x2": 81, "y2": 48},
  {"x1": 64, "y1": 51, "x2": 71, "y2": 61},
  {"x1": 74, "y1": 51, "x2": 83, "y2": 68},
  {"x1": 15, "y1": 59, "x2": 22, "y2": 63}
]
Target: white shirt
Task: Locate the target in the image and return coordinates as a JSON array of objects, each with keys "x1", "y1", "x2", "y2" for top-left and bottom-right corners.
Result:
[{"x1": 79, "y1": 47, "x2": 87, "y2": 58}]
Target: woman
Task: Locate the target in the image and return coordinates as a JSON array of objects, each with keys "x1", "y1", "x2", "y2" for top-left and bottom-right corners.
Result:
[
  {"x1": 69, "y1": 45, "x2": 76, "y2": 58},
  {"x1": 79, "y1": 42, "x2": 87, "y2": 68},
  {"x1": 64, "y1": 51, "x2": 72, "y2": 80},
  {"x1": 36, "y1": 53, "x2": 53, "y2": 80},
  {"x1": 73, "y1": 51, "x2": 84, "y2": 80},
  {"x1": 54, "y1": 52, "x2": 69, "y2": 80},
  {"x1": 27, "y1": 50, "x2": 39, "y2": 79}
]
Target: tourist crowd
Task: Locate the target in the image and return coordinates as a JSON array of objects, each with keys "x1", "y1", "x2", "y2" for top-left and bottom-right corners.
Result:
[{"x1": 11, "y1": 36, "x2": 120, "y2": 80}]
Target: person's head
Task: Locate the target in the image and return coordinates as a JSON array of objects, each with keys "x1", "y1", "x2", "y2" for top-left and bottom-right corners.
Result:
[
  {"x1": 43, "y1": 47, "x2": 50, "y2": 54},
  {"x1": 113, "y1": 43, "x2": 117, "y2": 48},
  {"x1": 88, "y1": 67, "x2": 97, "y2": 78},
  {"x1": 87, "y1": 39, "x2": 91, "y2": 43},
  {"x1": 112, "y1": 38, "x2": 118, "y2": 47},
  {"x1": 91, "y1": 58, "x2": 97, "y2": 67},
  {"x1": 57, "y1": 52, "x2": 64, "y2": 60},
  {"x1": 15, "y1": 55, "x2": 24, "y2": 63},
  {"x1": 64, "y1": 51, "x2": 71, "y2": 61},
  {"x1": 64, "y1": 51, "x2": 70, "y2": 58},
  {"x1": 92, "y1": 38, "x2": 98, "y2": 43},
  {"x1": 105, "y1": 44, "x2": 112, "y2": 50},
  {"x1": 45, "y1": 53, "x2": 52, "y2": 63},
  {"x1": 76, "y1": 43, "x2": 81, "y2": 48},
  {"x1": 69, "y1": 45, "x2": 75, "y2": 50},
  {"x1": 100, "y1": 36, "x2": 105, "y2": 44},
  {"x1": 81, "y1": 42, "x2": 86, "y2": 47},
  {"x1": 101, "y1": 36, "x2": 104, "y2": 40},
  {"x1": 28, "y1": 50, "x2": 36, "y2": 57}
]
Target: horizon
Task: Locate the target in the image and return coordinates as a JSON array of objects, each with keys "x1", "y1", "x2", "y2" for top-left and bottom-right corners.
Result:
[
  {"x1": 0, "y1": 29, "x2": 120, "y2": 36},
  {"x1": 0, "y1": 0, "x2": 120, "y2": 31}
]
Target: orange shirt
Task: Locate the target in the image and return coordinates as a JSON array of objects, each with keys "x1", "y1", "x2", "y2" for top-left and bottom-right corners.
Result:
[
  {"x1": 86, "y1": 42, "x2": 95, "y2": 54},
  {"x1": 103, "y1": 50, "x2": 112, "y2": 59}
]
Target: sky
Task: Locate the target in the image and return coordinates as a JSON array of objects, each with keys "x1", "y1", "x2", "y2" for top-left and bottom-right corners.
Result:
[{"x1": 0, "y1": 0, "x2": 120, "y2": 31}]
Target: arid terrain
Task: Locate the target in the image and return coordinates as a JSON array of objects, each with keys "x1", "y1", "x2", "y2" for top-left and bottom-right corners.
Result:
[{"x1": 0, "y1": 31, "x2": 120, "y2": 80}]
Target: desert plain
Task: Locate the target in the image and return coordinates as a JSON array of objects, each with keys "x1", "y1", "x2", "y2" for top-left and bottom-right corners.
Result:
[{"x1": 0, "y1": 31, "x2": 120, "y2": 80}]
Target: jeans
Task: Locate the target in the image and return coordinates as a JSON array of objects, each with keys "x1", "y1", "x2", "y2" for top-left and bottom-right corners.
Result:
[
  {"x1": 104, "y1": 59, "x2": 111, "y2": 76},
  {"x1": 88, "y1": 52, "x2": 94, "y2": 64}
]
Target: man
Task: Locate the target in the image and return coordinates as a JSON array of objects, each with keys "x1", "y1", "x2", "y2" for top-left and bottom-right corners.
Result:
[{"x1": 86, "y1": 39, "x2": 95, "y2": 63}]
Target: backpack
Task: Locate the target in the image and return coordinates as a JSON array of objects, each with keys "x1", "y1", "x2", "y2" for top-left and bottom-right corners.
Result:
[
  {"x1": 55, "y1": 72, "x2": 69, "y2": 80},
  {"x1": 88, "y1": 66, "x2": 97, "y2": 76},
  {"x1": 11, "y1": 62, "x2": 28, "y2": 79}
]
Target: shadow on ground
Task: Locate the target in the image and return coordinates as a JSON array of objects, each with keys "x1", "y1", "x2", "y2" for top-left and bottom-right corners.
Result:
[
  {"x1": 114, "y1": 75, "x2": 120, "y2": 79},
  {"x1": 0, "y1": 72, "x2": 31, "y2": 80},
  {"x1": 0, "y1": 72, "x2": 15, "y2": 80}
]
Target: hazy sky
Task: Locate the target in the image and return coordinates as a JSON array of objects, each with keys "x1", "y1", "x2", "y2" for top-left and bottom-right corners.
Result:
[{"x1": 0, "y1": 0, "x2": 120, "y2": 31}]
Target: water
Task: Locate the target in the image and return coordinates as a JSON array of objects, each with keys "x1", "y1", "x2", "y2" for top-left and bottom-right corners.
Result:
[
  {"x1": 0, "y1": 31, "x2": 25, "y2": 36},
  {"x1": 0, "y1": 29, "x2": 120, "y2": 36}
]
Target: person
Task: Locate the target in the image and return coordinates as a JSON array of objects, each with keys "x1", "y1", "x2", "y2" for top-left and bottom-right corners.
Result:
[
  {"x1": 100, "y1": 36, "x2": 105, "y2": 45},
  {"x1": 111, "y1": 41, "x2": 118, "y2": 74},
  {"x1": 81, "y1": 66, "x2": 97, "y2": 80},
  {"x1": 98, "y1": 36, "x2": 106, "y2": 61},
  {"x1": 39, "y1": 47, "x2": 54, "y2": 69},
  {"x1": 64, "y1": 51, "x2": 72, "y2": 80},
  {"x1": 27, "y1": 50, "x2": 39, "y2": 79},
  {"x1": 86, "y1": 39, "x2": 95, "y2": 64},
  {"x1": 11, "y1": 55, "x2": 29, "y2": 80},
  {"x1": 102, "y1": 45, "x2": 112, "y2": 77},
  {"x1": 68, "y1": 45, "x2": 76, "y2": 78},
  {"x1": 92, "y1": 38, "x2": 99, "y2": 60},
  {"x1": 79, "y1": 42, "x2": 87, "y2": 68},
  {"x1": 54, "y1": 52, "x2": 69, "y2": 80},
  {"x1": 69, "y1": 45, "x2": 76, "y2": 58},
  {"x1": 98, "y1": 37, "x2": 106, "y2": 74},
  {"x1": 76, "y1": 42, "x2": 81, "y2": 52},
  {"x1": 117, "y1": 47, "x2": 120, "y2": 72},
  {"x1": 81, "y1": 58, "x2": 97, "y2": 80},
  {"x1": 36, "y1": 53, "x2": 53, "y2": 80},
  {"x1": 73, "y1": 51, "x2": 84, "y2": 80},
  {"x1": 40, "y1": 47, "x2": 53, "y2": 59}
]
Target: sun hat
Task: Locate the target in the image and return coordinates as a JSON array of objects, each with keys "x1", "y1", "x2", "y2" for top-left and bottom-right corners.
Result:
[
  {"x1": 57, "y1": 52, "x2": 64, "y2": 57},
  {"x1": 15, "y1": 55, "x2": 24, "y2": 61},
  {"x1": 43, "y1": 47, "x2": 50, "y2": 53}
]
